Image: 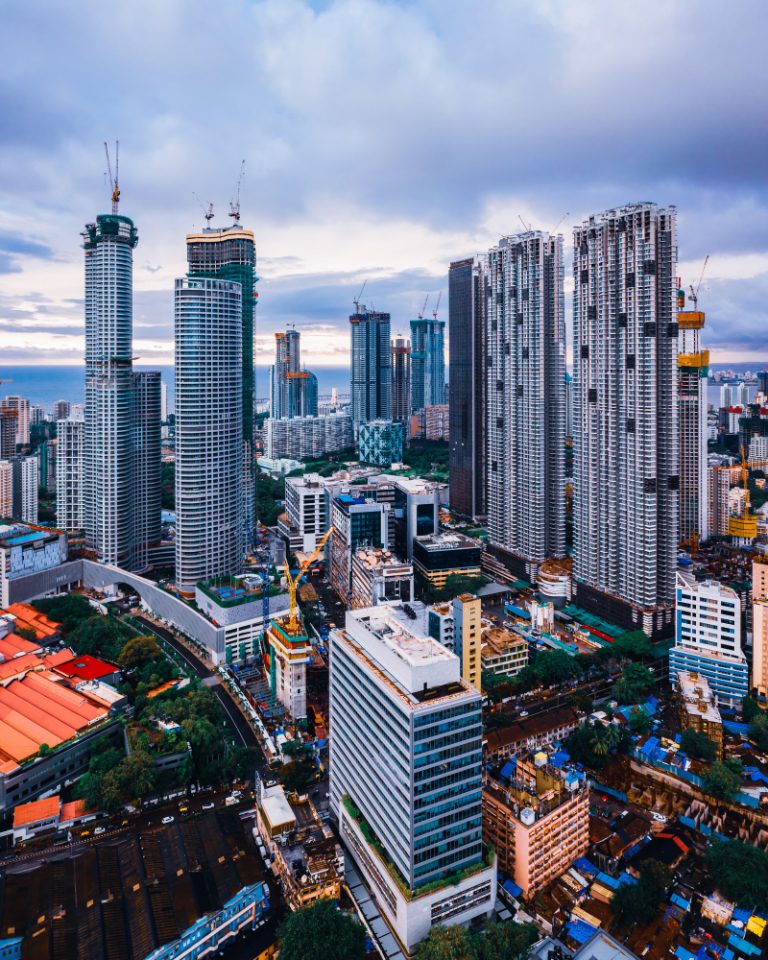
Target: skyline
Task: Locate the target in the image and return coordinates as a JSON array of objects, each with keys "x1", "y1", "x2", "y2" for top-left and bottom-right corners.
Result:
[{"x1": 0, "y1": 0, "x2": 767, "y2": 367}]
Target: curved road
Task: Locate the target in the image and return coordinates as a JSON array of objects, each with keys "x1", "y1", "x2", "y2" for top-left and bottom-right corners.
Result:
[{"x1": 132, "y1": 615, "x2": 260, "y2": 751}]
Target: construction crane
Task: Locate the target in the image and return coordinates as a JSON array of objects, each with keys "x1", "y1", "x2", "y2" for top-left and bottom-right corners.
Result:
[
  {"x1": 193, "y1": 193, "x2": 214, "y2": 225},
  {"x1": 432, "y1": 291, "x2": 442, "y2": 320},
  {"x1": 228, "y1": 159, "x2": 246, "y2": 222},
  {"x1": 688, "y1": 255, "x2": 710, "y2": 310},
  {"x1": 282, "y1": 526, "x2": 334, "y2": 635},
  {"x1": 417, "y1": 295, "x2": 429, "y2": 320},
  {"x1": 353, "y1": 280, "x2": 367, "y2": 313},
  {"x1": 104, "y1": 141, "x2": 120, "y2": 214},
  {"x1": 518, "y1": 214, "x2": 532, "y2": 232},
  {"x1": 551, "y1": 211, "x2": 570, "y2": 234}
]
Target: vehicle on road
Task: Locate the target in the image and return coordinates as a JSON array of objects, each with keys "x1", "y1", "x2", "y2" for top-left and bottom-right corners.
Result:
[
  {"x1": 202, "y1": 801, "x2": 215, "y2": 810},
  {"x1": 94, "y1": 826, "x2": 106, "y2": 835},
  {"x1": 161, "y1": 816, "x2": 175, "y2": 825}
]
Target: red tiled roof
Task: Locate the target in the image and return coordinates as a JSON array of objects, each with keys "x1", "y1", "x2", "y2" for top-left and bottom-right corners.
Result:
[
  {"x1": 55, "y1": 654, "x2": 119, "y2": 681},
  {"x1": 13, "y1": 796, "x2": 60, "y2": 828},
  {"x1": 0, "y1": 634, "x2": 41, "y2": 658},
  {"x1": 60, "y1": 799, "x2": 88, "y2": 823},
  {"x1": 4, "y1": 604, "x2": 60, "y2": 639}
]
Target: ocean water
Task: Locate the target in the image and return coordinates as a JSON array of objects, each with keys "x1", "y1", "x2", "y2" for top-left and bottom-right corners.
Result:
[{"x1": 0, "y1": 364, "x2": 351, "y2": 412}]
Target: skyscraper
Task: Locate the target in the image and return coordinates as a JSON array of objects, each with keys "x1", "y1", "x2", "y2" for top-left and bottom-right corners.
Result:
[
  {"x1": 677, "y1": 287, "x2": 709, "y2": 542},
  {"x1": 573, "y1": 203, "x2": 678, "y2": 637},
  {"x1": 2, "y1": 397, "x2": 29, "y2": 448},
  {"x1": 448, "y1": 258, "x2": 486, "y2": 519},
  {"x1": 270, "y1": 328, "x2": 318, "y2": 419},
  {"x1": 186, "y1": 225, "x2": 256, "y2": 527},
  {"x1": 483, "y1": 231, "x2": 566, "y2": 581},
  {"x1": 350, "y1": 308, "x2": 391, "y2": 428},
  {"x1": 391, "y1": 335, "x2": 411, "y2": 424},
  {"x1": 131, "y1": 371, "x2": 162, "y2": 572},
  {"x1": 83, "y1": 213, "x2": 138, "y2": 566},
  {"x1": 410, "y1": 315, "x2": 445, "y2": 414},
  {"x1": 0, "y1": 408, "x2": 16, "y2": 460},
  {"x1": 330, "y1": 604, "x2": 495, "y2": 952},
  {"x1": 56, "y1": 418, "x2": 84, "y2": 532},
  {"x1": 11, "y1": 456, "x2": 38, "y2": 523},
  {"x1": 53, "y1": 400, "x2": 71, "y2": 422},
  {"x1": 175, "y1": 276, "x2": 244, "y2": 594}
]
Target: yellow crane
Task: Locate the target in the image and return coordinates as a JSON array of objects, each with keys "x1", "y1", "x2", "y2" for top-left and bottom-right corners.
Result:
[{"x1": 283, "y1": 526, "x2": 334, "y2": 634}]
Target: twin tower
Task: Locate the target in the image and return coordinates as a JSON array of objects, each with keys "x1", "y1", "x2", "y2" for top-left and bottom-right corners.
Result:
[{"x1": 83, "y1": 210, "x2": 256, "y2": 593}]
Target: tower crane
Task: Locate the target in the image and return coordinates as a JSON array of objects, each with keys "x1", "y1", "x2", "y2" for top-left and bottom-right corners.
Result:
[
  {"x1": 282, "y1": 526, "x2": 334, "y2": 635},
  {"x1": 193, "y1": 192, "x2": 214, "y2": 226},
  {"x1": 432, "y1": 291, "x2": 442, "y2": 320},
  {"x1": 417, "y1": 295, "x2": 429, "y2": 320},
  {"x1": 689, "y1": 255, "x2": 709, "y2": 310},
  {"x1": 353, "y1": 280, "x2": 367, "y2": 313},
  {"x1": 104, "y1": 141, "x2": 120, "y2": 214},
  {"x1": 228, "y1": 159, "x2": 246, "y2": 222},
  {"x1": 550, "y1": 211, "x2": 570, "y2": 234}
]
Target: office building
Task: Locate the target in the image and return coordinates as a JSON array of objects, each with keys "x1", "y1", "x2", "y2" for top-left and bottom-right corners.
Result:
[
  {"x1": 391, "y1": 335, "x2": 411, "y2": 423},
  {"x1": 669, "y1": 571, "x2": 747, "y2": 706},
  {"x1": 350, "y1": 546, "x2": 414, "y2": 609},
  {"x1": 677, "y1": 287, "x2": 709, "y2": 541},
  {"x1": 425, "y1": 404, "x2": 449, "y2": 441},
  {"x1": 453, "y1": 592, "x2": 482, "y2": 692},
  {"x1": 330, "y1": 604, "x2": 496, "y2": 952},
  {"x1": 10, "y1": 457, "x2": 38, "y2": 524},
  {"x1": 483, "y1": 231, "x2": 566, "y2": 582},
  {"x1": 52, "y1": 400, "x2": 71, "y2": 422},
  {"x1": 38, "y1": 439, "x2": 55, "y2": 494},
  {"x1": 270, "y1": 328, "x2": 319, "y2": 419},
  {"x1": 357, "y1": 419, "x2": 404, "y2": 467},
  {"x1": 751, "y1": 556, "x2": 768, "y2": 699},
  {"x1": 195, "y1": 577, "x2": 289, "y2": 663},
  {"x1": 391, "y1": 477, "x2": 439, "y2": 560},
  {"x1": 55, "y1": 418, "x2": 84, "y2": 532},
  {"x1": 412, "y1": 531, "x2": 482, "y2": 590},
  {"x1": 674, "y1": 670, "x2": 723, "y2": 758},
  {"x1": 82, "y1": 213, "x2": 138, "y2": 567},
  {"x1": 329, "y1": 493, "x2": 390, "y2": 603},
  {"x1": 175, "y1": 276, "x2": 244, "y2": 594},
  {"x1": 0, "y1": 408, "x2": 16, "y2": 460},
  {"x1": 265, "y1": 412, "x2": 352, "y2": 460},
  {"x1": 2, "y1": 397, "x2": 29, "y2": 448},
  {"x1": 186, "y1": 224, "x2": 256, "y2": 530},
  {"x1": 448, "y1": 257, "x2": 486, "y2": 519},
  {"x1": 410, "y1": 314, "x2": 445, "y2": 414},
  {"x1": 283, "y1": 473, "x2": 329, "y2": 553},
  {"x1": 480, "y1": 627, "x2": 528, "y2": 678},
  {"x1": 131, "y1": 371, "x2": 162, "y2": 573},
  {"x1": 483, "y1": 752, "x2": 589, "y2": 900},
  {"x1": 573, "y1": 204, "x2": 679, "y2": 637},
  {"x1": 350, "y1": 308, "x2": 391, "y2": 428}
]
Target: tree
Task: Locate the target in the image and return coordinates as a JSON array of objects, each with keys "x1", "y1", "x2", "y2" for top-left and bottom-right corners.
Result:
[
  {"x1": 119, "y1": 635, "x2": 162, "y2": 669},
  {"x1": 565, "y1": 722, "x2": 631, "y2": 770},
  {"x1": 117, "y1": 749, "x2": 157, "y2": 802},
  {"x1": 417, "y1": 925, "x2": 475, "y2": 959},
  {"x1": 680, "y1": 728, "x2": 717, "y2": 761},
  {"x1": 477, "y1": 921, "x2": 538, "y2": 960},
  {"x1": 611, "y1": 662, "x2": 655, "y2": 705},
  {"x1": 703, "y1": 759, "x2": 743, "y2": 800},
  {"x1": 749, "y1": 713, "x2": 768, "y2": 752},
  {"x1": 534, "y1": 650, "x2": 580, "y2": 686},
  {"x1": 279, "y1": 757, "x2": 316, "y2": 793},
  {"x1": 612, "y1": 630, "x2": 653, "y2": 661},
  {"x1": 742, "y1": 696, "x2": 762, "y2": 722},
  {"x1": 611, "y1": 860, "x2": 671, "y2": 926},
  {"x1": 628, "y1": 707, "x2": 651, "y2": 735},
  {"x1": 705, "y1": 840, "x2": 768, "y2": 909},
  {"x1": 278, "y1": 900, "x2": 366, "y2": 960}
]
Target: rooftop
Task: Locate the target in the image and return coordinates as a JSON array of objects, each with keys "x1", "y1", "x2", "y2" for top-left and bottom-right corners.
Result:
[
  {"x1": 55, "y1": 654, "x2": 119, "y2": 681},
  {"x1": 12, "y1": 795, "x2": 60, "y2": 828},
  {"x1": 414, "y1": 531, "x2": 480, "y2": 552},
  {"x1": 482, "y1": 627, "x2": 527, "y2": 658},
  {"x1": 677, "y1": 670, "x2": 722, "y2": 724}
]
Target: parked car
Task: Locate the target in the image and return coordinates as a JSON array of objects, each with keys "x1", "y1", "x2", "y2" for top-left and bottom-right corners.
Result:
[{"x1": 161, "y1": 816, "x2": 175, "y2": 825}]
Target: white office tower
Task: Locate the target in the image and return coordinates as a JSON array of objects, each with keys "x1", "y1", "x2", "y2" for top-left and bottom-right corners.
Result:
[
  {"x1": 11, "y1": 456, "x2": 38, "y2": 523},
  {"x1": 330, "y1": 605, "x2": 495, "y2": 953},
  {"x1": 573, "y1": 204, "x2": 678, "y2": 638},
  {"x1": 677, "y1": 289, "x2": 709, "y2": 542},
  {"x1": 483, "y1": 231, "x2": 566, "y2": 582},
  {"x1": 56, "y1": 418, "x2": 84, "y2": 532},
  {"x1": 2, "y1": 397, "x2": 30, "y2": 447},
  {"x1": 175, "y1": 277, "x2": 244, "y2": 594},
  {"x1": 719, "y1": 384, "x2": 732, "y2": 410},
  {"x1": 83, "y1": 214, "x2": 138, "y2": 566}
]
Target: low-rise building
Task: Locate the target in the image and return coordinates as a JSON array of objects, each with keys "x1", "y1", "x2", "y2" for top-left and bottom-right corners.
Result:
[
  {"x1": 481, "y1": 627, "x2": 529, "y2": 677},
  {"x1": 195, "y1": 576, "x2": 290, "y2": 663},
  {"x1": 0, "y1": 525, "x2": 68, "y2": 607},
  {"x1": 484, "y1": 707, "x2": 583, "y2": 762},
  {"x1": 483, "y1": 752, "x2": 590, "y2": 899},
  {"x1": 350, "y1": 546, "x2": 414, "y2": 609},
  {"x1": 674, "y1": 670, "x2": 724, "y2": 758},
  {"x1": 412, "y1": 531, "x2": 482, "y2": 590},
  {"x1": 256, "y1": 780, "x2": 344, "y2": 911}
]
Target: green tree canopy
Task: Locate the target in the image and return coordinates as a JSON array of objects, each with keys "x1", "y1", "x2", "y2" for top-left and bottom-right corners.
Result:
[
  {"x1": 416, "y1": 921, "x2": 538, "y2": 960},
  {"x1": 612, "y1": 630, "x2": 653, "y2": 661},
  {"x1": 118, "y1": 635, "x2": 162, "y2": 669},
  {"x1": 611, "y1": 860, "x2": 671, "y2": 926},
  {"x1": 680, "y1": 727, "x2": 717, "y2": 761},
  {"x1": 278, "y1": 900, "x2": 366, "y2": 960},
  {"x1": 742, "y1": 696, "x2": 763, "y2": 722},
  {"x1": 703, "y1": 759, "x2": 743, "y2": 800},
  {"x1": 705, "y1": 840, "x2": 768, "y2": 909},
  {"x1": 749, "y1": 713, "x2": 768, "y2": 752},
  {"x1": 611, "y1": 662, "x2": 655, "y2": 705}
]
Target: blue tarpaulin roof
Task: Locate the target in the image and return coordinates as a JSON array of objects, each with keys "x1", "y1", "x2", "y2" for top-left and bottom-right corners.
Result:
[
  {"x1": 671, "y1": 893, "x2": 691, "y2": 911},
  {"x1": 502, "y1": 879, "x2": 522, "y2": 898},
  {"x1": 675, "y1": 948, "x2": 695, "y2": 960},
  {"x1": 596, "y1": 872, "x2": 621, "y2": 890},
  {"x1": 550, "y1": 750, "x2": 570, "y2": 768},
  {"x1": 733, "y1": 909, "x2": 751, "y2": 924},
  {"x1": 565, "y1": 920, "x2": 597, "y2": 944},
  {"x1": 727, "y1": 933, "x2": 761, "y2": 956},
  {"x1": 574, "y1": 857, "x2": 598, "y2": 877},
  {"x1": 724, "y1": 720, "x2": 750, "y2": 735},
  {"x1": 500, "y1": 759, "x2": 517, "y2": 780}
]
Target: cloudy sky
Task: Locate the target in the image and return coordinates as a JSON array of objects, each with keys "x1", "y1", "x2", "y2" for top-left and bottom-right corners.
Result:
[{"x1": 1, "y1": 0, "x2": 767, "y2": 369}]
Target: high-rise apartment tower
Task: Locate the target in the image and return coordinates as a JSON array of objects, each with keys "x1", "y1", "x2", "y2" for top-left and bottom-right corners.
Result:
[
  {"x1": 350, "y1": 308, "x2": 391, "y2": 428},
  {"x1": 410, "y1": 315, "x2": 445, "y2": 413},
  {"x1": 391, "y1": 336, "x2": 411, "y2": 424}
]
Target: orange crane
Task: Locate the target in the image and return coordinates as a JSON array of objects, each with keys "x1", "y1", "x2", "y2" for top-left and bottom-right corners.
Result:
[{"x1": 282, "y1": 526, "x2": 334, "y2": 635}]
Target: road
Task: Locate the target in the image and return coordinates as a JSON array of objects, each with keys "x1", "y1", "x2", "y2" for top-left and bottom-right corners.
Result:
[{"x1": 133, "y1": 614, "x2": 260, "y2": 750}]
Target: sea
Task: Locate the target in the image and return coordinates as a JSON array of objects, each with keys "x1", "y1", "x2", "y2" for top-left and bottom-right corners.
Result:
[{"x1": 0, "y1": 365, "x2": 353, "y2": 413}]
